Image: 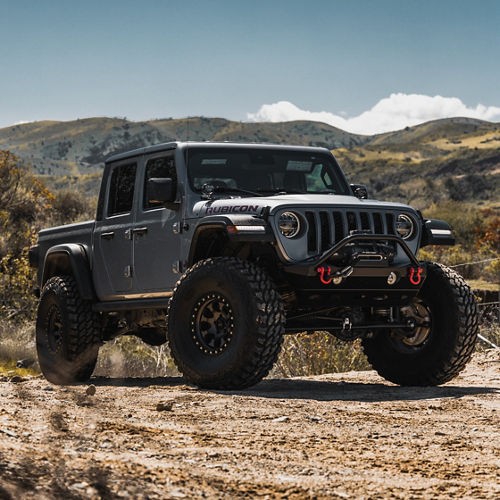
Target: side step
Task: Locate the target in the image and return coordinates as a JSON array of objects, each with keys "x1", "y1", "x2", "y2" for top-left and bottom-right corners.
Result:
[{"x1": 93, "y1": 297, "x2": 171, "y2": 312}]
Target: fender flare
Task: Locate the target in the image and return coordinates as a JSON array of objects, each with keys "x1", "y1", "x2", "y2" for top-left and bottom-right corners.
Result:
[
  {"x1": 420, "y1": 219, "x2": 455, "y2": 247},
  {"x1": 41, "y1": 244, "x2": 96, "y2": 300},
  {"x1": 187, "y1": 215, "x2": 275, "y2": 266}
]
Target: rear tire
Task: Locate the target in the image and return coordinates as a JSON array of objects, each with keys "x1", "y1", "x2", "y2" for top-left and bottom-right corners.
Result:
[
  {"x1": 362, "y1": 262, "x2": 478, "y2": 386},
  {"x1": 36, "y1": 275, "x2": 100, "y2": 385},
  {"x1": 167, "y1": 258, "x2": 285, "y2": 389}
]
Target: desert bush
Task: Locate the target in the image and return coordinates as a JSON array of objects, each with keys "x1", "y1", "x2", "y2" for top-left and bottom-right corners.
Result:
[
  {"x1": 273, "y1": 332, "x2": 371, "y2": 377},
  {"x1": 48, "y1": 190, "x2": 94, "y2": 227},
  {"x1": 94, "y1": 336, "x2": 178, "y2": 378},
  {"x1": 420, "y1": 202, "x2": 499, "y2": 282},
  {"x1": 0, "y1": 320, "x2": 36, "y2": 369}
]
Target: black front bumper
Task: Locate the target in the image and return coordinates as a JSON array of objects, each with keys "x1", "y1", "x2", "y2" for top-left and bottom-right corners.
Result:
[{"x1": 283, "y1": 234, "x2": 426, "y2": 295}]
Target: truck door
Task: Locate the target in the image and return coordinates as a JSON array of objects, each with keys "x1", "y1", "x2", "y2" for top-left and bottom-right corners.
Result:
[
  {"x1": 132, "y1": 153, "x2": 181, "y2": 293},
  {"x1": 93, "y1": 161, "x2": 138, "y2": 299}
]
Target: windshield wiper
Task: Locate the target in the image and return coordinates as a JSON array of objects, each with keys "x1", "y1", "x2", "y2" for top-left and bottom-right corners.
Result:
[
  {"x1": 217, "y1": 186, "x2": 264, "y2": 197},
  {"x1": 201, "y1": 183, "x2": 263, "y2": 198},
  {"x1": 255, "y1": 187, "x2": 307, "y2": 195}
]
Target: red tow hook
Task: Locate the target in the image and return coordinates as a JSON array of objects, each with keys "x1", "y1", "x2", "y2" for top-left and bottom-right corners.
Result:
[
  {"x1": 409, "y1": 267, "x2": 423, "y2": 285},
  {"x1": 317, "y1": 266, "x2": 332, "y2": 285}
]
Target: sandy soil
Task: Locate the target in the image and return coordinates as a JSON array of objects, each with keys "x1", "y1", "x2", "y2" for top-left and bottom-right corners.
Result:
[{"x1": 0, "y1": 350, "x2": 499, "y2": 499}]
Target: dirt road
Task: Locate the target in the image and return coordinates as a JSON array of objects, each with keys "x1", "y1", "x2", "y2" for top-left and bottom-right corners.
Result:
[{"x1": 0, "y1": 350, "x2": 499, "y2": 499}]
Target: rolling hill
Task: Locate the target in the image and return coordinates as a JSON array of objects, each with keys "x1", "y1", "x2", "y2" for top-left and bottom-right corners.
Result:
[
  {"x1": 0, "y1": 117, "x2": 367, "y2": 176},
  {"x1": 0, "y1": 116, "x2": 498, "y2": 209}
]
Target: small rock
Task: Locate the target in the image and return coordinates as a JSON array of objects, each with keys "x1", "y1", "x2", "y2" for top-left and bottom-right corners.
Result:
[
  {"x1": 16, "y1": 358, "x2": 34, "y2": 368},
  {"x1": 306, "y1": 416, "x2": 322, "y2": 422},
  {"x1": 434, "y1": 431, "x2": 446, "y2": 436},
  {"x1": 9, "y1": 376, "x2": 25, "y2": 383},
  {"x1": 1, "y1": 429, "x2": 18, "y2": 438},
  {"x1": 71, "y1": 481, "x2": 89, "y2": 490},
  {"x1": 272, "y1": 416, "x2": 290, "y2": 423},
  {"x1": 85, "y1": 384, "x2": 96, "y2": 396},
  {"x1": 43, "y1": 385, "x2": 54, "y2": 391},
  {"x1": 156, "y1": 400, "x2": 174, "y2": 411},
  {"x1": 168, "y1": 489, "x2": 187, "y2": 498}
]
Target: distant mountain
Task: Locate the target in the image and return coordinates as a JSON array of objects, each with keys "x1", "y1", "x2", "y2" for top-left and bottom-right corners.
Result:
[
  {"x1": 369, "y1": 117, "x2": 494, "y2": 146},
  {"x1": 335, "y1": 117, "x2": 500, "y2": 208},
  {"x1": 0, "y1": 116, "x2": 498, "y2": 208},
  {"x1": 0, "y1": 117, "x2": 367, "y2": 176}
]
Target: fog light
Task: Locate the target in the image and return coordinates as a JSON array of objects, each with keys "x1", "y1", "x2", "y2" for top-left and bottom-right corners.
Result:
[{"x1": 387, "y1": 272, "x2": 398, "y2": 285}]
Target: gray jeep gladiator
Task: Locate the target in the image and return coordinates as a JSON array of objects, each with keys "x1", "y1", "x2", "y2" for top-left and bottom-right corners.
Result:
[{"x1": 29, "y1": 142, "x2": 478, "y2": 388}]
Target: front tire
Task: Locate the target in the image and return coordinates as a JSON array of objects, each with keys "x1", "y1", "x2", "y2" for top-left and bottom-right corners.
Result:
[
  {"x1": 362, "y1": 262, "x2": 478, "y2": 386},
  {"x1": 36, "y1": 275, "x2": 100, "y2": 384},
  {"x1": 167, "y1": 258, "x2": 285, "y2": 389}
]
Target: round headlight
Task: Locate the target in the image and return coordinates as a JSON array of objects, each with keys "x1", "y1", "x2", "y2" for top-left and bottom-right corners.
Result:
[
  {"x1": 396, "y1": 214, "x2": 414, "y2": 240},
  {"x1": 279, "y1": 211, "x2": 300, "y2": 238}
]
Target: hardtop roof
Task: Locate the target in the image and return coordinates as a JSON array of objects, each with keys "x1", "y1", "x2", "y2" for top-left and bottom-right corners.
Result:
[{"x1": 105, "y1": 141, "x2": 332, "y2": 164}]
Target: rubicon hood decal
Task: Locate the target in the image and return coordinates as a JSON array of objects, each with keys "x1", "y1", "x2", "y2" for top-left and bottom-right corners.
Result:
[{"x1": 205, "y1": 204, "x2": 260, "y2": 214}]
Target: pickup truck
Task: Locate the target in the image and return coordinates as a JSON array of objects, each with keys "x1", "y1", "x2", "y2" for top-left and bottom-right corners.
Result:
[{"x1": 29, "y1": 142, "x2": 478, "y2": 388}]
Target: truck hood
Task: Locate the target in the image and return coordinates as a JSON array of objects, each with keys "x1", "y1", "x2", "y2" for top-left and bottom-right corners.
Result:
[{"x1": 191, "y1": 194, "x2": 414, "y2": 218}]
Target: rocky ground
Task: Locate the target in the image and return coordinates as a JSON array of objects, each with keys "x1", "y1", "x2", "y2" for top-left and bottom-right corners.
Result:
[{"x1": 0, "y1": 350, "x2": 499, "y2": 499}]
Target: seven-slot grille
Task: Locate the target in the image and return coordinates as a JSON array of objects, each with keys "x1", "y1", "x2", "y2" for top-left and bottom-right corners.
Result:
[{"x1": 304, "y1": 209, "x2": 396, "y2": 254}]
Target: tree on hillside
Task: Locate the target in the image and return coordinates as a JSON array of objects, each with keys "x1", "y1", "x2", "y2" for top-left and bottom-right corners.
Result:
[
  {"x1": 0, "y1": 151, "x2": 53, "y2": 259},
  {"x1": 0, "y1": 151, "x2": 53, "y2": 316}
]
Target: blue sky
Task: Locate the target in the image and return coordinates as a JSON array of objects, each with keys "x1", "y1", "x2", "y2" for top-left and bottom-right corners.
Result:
[{"x1": 1, "y1": 0, "x2": 499, "y2": 133}]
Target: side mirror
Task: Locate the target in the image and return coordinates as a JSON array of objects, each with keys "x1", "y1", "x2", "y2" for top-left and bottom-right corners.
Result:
[
  {"x1": 147, "y1": 178, "x2": 176, "y2": 204},
  {"x1": 350, "y1": 183, "x2": 368, "y2": 199}
]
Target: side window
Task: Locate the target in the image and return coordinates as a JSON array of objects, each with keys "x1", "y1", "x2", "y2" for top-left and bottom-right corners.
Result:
[
  {"x1": 143, "y1": 156, "x2": 177, "y2": 210},
  {"x1": 107, "y1": 163, "x2": 137, "y2": 217}
]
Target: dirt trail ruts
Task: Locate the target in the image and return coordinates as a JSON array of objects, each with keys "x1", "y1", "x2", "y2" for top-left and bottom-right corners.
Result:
[{"x1": 0, "y1": 350, "x2": 499, "y2": 499}]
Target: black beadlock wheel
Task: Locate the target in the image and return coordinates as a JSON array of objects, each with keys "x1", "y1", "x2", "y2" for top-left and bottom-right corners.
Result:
[
  {"x1": 167, "y1": 258, "x2": 285, "y2": 389},
  {"x1": 362, "y1": 262, "x2": 479, "y2": 386},
  {"x1": 36, "y1": 275, "x2": 101, "y2": 385}
]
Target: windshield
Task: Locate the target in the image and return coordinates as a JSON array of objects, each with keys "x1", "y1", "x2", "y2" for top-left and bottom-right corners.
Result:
[{"x1": 186, "y1": 147, "x2": 350, "y2": 196}]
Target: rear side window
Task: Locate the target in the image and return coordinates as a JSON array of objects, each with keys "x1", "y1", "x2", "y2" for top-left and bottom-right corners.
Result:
[
  {"x1": 143, "y1": 156, "x2": 177, "y2": 210},
  {"x1": 107, "y1": 163, "x2": 137, "y2": 216}
]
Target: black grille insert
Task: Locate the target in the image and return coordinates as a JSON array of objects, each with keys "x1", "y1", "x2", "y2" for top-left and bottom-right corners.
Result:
[
  {"x1": 305, "y1": 211, "x2": 317, "y2": 253},
  {"x1": 319, "y1": 212, "x2": 330, "y2": 251},
  {"x1": 373, "y1": 213, "x2": 383, "y2": 234},
  {"x1": 347, "y1": 212, "x2": 357, "y2": 233}
]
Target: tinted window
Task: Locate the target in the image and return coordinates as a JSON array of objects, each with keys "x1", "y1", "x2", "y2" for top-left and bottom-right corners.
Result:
[
  {"x1": 107, "y1": 163, "x2": 137, "y2": 216},
  {"x1": 186, "y1": 148, "x2": 349, "y2": 195},
  {"x1": 143, "y1": 156, "x2": 177, "y2": 209}
]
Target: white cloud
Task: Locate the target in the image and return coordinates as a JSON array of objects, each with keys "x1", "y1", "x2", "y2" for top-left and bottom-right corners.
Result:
[{"x1": 246, "y1": 93, "x2": 500, "y2": 135}]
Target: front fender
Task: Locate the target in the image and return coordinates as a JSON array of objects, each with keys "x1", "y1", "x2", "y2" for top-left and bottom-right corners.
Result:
[
  {"x1": 187, "y1": 216, "x2": 275, "y2": 266},
  {"x1": 420, "y1": 219, "x2": 455, "y2": 247}
]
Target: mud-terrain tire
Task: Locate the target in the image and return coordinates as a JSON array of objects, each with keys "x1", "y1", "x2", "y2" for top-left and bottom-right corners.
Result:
[
  {"x1": 167, "y1": 258, "x2": 285, "y2": 389},
  {"x1": 36, "y1": 275, "x2": 100, "y2": 385},
  {"x1": 362, "y1": 262, "x2": 478, "y2": 386}
]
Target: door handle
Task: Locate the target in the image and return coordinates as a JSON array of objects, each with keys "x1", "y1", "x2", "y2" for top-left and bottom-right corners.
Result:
[
  {"x1": 132, "y1": 226, "x2": 148, "y2": 236},
  {"x1": 101, "y1": 231, "x2": 115, "y2": 240}
]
